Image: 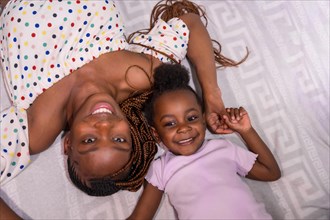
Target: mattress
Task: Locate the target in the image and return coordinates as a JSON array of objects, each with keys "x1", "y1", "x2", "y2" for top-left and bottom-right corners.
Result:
[{"x1": 0, "y1": 1, "x2": 329, "y2": 219}]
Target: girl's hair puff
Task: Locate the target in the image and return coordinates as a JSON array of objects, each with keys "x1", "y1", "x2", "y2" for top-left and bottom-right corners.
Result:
[{"x1": 145, "y1": 63, "x2": 203, "y2": 126}]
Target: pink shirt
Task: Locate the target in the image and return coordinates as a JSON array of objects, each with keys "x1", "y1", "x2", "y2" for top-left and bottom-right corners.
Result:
[{"x1": 146, "y1": 139, "x2": 272, "y2": 219}]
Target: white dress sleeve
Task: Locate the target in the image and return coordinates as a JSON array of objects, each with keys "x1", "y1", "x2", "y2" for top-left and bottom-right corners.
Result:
[
  {"x1": 0, "y1": 106, "x2": 31, "y2": 185},
  {"x1": 128, "y1": 17, "x2": 189, "y2": 64}
]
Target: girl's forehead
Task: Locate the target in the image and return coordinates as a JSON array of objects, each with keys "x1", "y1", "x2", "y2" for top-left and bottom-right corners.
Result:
[
  {"x1": 159, "y1": 89, "x2": 194, "y2": 100},
  {"x1": 154, "y1": 90, "x2": 201, "y2": 112}
]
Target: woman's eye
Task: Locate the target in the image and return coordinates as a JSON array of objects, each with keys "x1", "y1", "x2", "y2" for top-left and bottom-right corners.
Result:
[
  {"x1": 83, "y1": 138, "x2": 96, "y2": 144},
  {"x1": 113, "y1": 137, "x2": 126, "y2": 143}
]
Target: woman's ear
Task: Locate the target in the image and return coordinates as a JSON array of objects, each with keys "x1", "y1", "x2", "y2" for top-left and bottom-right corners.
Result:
[
  {"x1": 63, "y1": 132, "x2": 72, "y2": 155},
  {"x1": 150, "y1": 127, "x2": 161, "y2": 143}
]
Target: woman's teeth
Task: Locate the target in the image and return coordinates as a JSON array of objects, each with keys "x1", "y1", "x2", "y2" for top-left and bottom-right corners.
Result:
[{"x1": 92, "y1": 108, "x2": 113, "y2": 115}]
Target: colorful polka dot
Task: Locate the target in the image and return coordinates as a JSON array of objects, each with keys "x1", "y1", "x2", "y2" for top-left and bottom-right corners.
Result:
[{"x1": 0, "y1": 0, "x2": 188, "y2": 184}]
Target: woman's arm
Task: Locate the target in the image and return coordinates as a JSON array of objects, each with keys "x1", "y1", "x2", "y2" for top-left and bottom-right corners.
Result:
[
  {"x1": 179, "y1": 13, "x2": 232, "y2": 134},
  {"x1": 0, "y1": 197, "x2": 22, "y2": 220},
  {"x1": 0, "y1": 0, "x2": 10, "y2": 11},
  {"x1": 127, "y1": 181, "x2": 164, "y2": 220},
  {"x1": 27, "y1": 74, "x2": 74, "y2": 155},
  {"x1": 224, "y1": 107, "x2": 281, "y2": 181}
]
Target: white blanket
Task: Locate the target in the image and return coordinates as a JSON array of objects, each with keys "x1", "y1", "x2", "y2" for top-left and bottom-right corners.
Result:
[{"x1": 1, "y1": 1, "x2": 329, "y2": 219}]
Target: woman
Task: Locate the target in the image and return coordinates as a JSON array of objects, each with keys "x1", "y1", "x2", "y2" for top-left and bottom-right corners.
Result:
[{"x1": 0, "y1": 0, "x2": 247, "y2": 218}]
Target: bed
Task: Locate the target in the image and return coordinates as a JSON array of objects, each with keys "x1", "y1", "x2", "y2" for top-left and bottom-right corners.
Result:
[{"x1": 0, "y1": 1, "x2": 329, "y2": 219}]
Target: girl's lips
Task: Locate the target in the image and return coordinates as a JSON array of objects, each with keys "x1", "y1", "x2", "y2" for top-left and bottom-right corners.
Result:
[{"x1": 91, "y1": 102, "x2": 115, "y2": 115}]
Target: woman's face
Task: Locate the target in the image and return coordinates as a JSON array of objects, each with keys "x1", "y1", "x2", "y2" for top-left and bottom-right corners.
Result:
[
  {"x1": 64, "y1": 93, "x2": 132, "y2": 183},
  {"x1": 152, "y1": 89, "x2": 206, "y2": 156}
]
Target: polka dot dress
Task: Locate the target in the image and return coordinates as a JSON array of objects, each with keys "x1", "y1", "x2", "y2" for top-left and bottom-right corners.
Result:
[
  {"x1": 0, "y1": 0, "x2": 190, "y2": 185},
  {"x1": 0, "y1": 0, "x2": 127, "y2": 185},
  {"x1": 0, "y1": 0, "x2": 127, "y2": 109}
]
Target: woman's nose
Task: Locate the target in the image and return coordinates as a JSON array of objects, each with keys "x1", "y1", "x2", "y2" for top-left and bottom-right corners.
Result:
[{"x1": 94, "y1": 119, "x2": 115, "y2": 128}]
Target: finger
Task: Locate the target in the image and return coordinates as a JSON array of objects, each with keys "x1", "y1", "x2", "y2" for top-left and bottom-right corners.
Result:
[
  {"x1": 214, "y1": 126, "x2": 234, "y2": 134},
  {"x1": 216, "y1": 117, "x2": 234, "y2": 134},
  {"x1": 223, "y1": 114, "x2": 233, "y2": 125},
  {"x1": 207, "y1": 116, "x2": 221, "y2": 134},
  {"x1": 225, "y1": 108, "x2": 231, "y2": 117},
  {"x1": 215, "y1": 129, "x2": 234, "y2": 134},
  {"x1": 234, "y1": 108, "x2": 240, "y2": 120},
  {"x1": 210, "y1": 122, "x2": 219, "y2": 133},
  {"x1": 225, "y1": 108, "x2": 239, "y2": 123},
  {"x1": 239, "y1": 106, "x2": 247, "y2": 116},
  {"x1": 228, "y1": 108, "x2": 235, "y2": 120}
]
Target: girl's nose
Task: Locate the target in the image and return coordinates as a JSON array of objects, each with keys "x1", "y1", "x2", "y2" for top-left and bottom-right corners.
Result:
[{"x1": 177, "y1": 123, "x2": 192, "y2": 134}]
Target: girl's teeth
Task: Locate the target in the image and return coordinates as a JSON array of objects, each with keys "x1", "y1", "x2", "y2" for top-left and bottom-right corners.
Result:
[
  {"x1": 179, "y1": 138, "x2": 192, "y2": 144},
  {"x1": 92, "y1": 108, "x2": 113, "y2": 115}
]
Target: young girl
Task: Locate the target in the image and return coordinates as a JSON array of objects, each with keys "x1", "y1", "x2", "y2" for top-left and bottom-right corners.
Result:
[{"x1": 128, "y1": 63, "x2": 281, "y2": 219}]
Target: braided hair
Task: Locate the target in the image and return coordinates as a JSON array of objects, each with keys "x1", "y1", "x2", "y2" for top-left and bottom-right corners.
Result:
[
  {"x1": 127, "y1": 0, "x2": 249, "y2": 68},
  {"x1": 144, "y1": 63, "x2": 203, "y2": 126},
  {"x1": 67, "y1": 91, "x2": 157, "y2": 196}
]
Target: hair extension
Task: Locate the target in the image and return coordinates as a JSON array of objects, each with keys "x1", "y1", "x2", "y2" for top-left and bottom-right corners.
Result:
[
  {"x1": 67, "y1": 158, "x2": 121, "y2": 196},
  {"x1": 117, "y1": 91, "x2": 157, "y2": 190},
  {"x1": 144, "y1": 63, "x2": 203, "y2": 125},
  {"x1": 127, "y1": 0, "x2": 249, "y2": 68}
]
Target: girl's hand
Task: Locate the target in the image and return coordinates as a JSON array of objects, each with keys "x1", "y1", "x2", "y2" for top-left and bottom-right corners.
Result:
[
  {"x1": 222, "y1": 107, "x2": 251, "y2": 133},
  {"x1": 204, "y1": 88, "x2": 233, "y2": 134}
]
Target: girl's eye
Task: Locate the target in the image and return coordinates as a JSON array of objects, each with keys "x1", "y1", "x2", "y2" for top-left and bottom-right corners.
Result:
[
  {"x1": 83, "y1": 138, "x2": 96, "y2": 144},
  {"x1": 188, "y1": 115, "x2": 199, "y2": 121},
  {"x1": 113, "y1": 137, "x2": 126, "y2": 143},
  {"x1": 164, "y1": 121, "x2": 175, "y2": 127}
]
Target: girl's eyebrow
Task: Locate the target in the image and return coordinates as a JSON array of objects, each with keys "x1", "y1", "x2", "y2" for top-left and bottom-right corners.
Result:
[
  {"x1": 159, "y1": 114, "x2": 174, "y2": 122},
  {"x1": 159, "y1": 107, "x2": 199, "y2": 121}
]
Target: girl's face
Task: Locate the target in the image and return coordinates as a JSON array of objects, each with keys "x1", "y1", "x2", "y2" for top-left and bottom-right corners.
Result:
[
  {"x1": 152, "y1": 89, "x2": 206, "y2": 156},
  {"x1": 64, "y1": 93, "x2": 132, "y2": 183}
]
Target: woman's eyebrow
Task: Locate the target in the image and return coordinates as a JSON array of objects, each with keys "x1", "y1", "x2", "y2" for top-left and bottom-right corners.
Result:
[
  {"x1": 78, "y1": 145, "x2": 98, "y2": 155},
  {"x1": 78, "y1": 144, "x2": 131, "y2": 155}
]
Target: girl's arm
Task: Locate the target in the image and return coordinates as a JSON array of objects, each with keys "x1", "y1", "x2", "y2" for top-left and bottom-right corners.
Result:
[
  {"x1": 127, "y1": 181, "x2": 164, "y2": 220},
  {"x1": 179, "y1": 13, "x2": 232, "y2": 134},
  {"x1": 224, "y1": 107, "x2": 281, "y2": 181},
  {"x1": 239, "y1": 127, "x2": 281, "y2": 181}
]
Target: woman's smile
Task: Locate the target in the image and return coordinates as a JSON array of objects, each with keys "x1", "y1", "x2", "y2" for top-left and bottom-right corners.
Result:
[{"x1": 91, "y1": 102, "x2": 115, "y2": 115}]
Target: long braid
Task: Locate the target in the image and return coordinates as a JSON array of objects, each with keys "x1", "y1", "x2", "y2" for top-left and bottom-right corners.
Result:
[
  {"x1": 127, "y1": 0, "x2": 249, "y2": 68},
  {"x1": 116, "y1": 91, "x2": 157, "y2": 191}
]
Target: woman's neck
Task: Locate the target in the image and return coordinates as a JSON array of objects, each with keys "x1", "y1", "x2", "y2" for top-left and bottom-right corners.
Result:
[{"x1": 66, "y1": 69, "x2": 118, "y2": 122}]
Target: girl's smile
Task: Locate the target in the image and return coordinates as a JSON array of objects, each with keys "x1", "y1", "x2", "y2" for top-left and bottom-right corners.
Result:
[{"x1": 151, "y1": 89, "x2": 206, "y2": 156}]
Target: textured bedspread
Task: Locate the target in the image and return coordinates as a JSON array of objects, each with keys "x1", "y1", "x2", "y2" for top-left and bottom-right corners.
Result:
[{"x1": 1, "y1": 1, "x2": 329, "y2": 219}]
